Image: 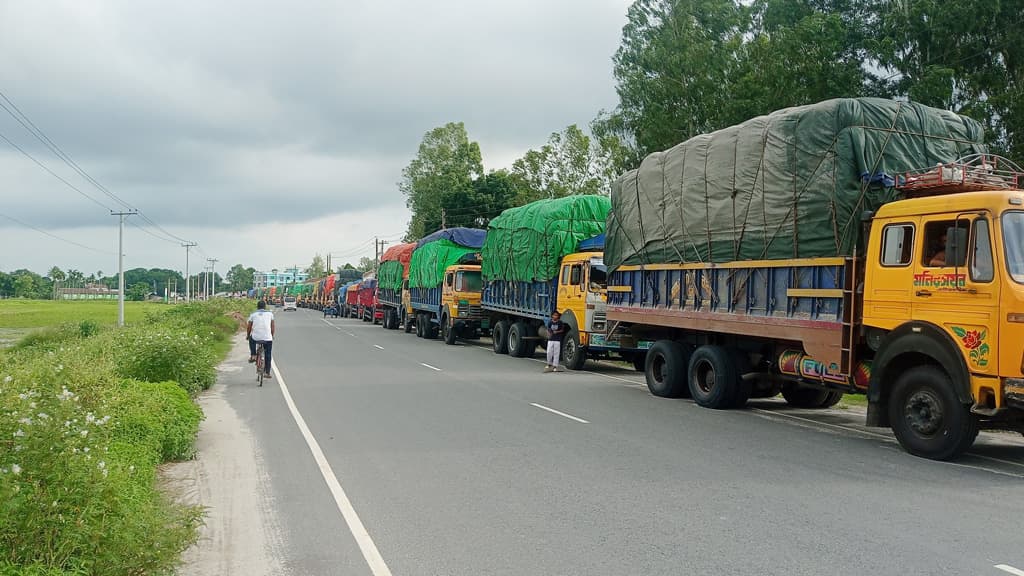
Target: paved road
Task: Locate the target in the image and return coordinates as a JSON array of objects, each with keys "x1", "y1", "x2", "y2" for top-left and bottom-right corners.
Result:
[{"x1": 193, "y1": 307, "x2": 1024, "y2": 576}]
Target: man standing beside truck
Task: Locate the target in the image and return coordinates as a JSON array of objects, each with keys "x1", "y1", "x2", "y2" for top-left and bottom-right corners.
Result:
[{"x1": 544, "y1": 311, "x2": 566, "y2": 373}]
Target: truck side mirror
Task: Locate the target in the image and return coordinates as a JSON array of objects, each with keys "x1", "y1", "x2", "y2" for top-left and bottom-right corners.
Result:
[{"x1": 945, "y1": 226, "x2": 968, "y2": 268}]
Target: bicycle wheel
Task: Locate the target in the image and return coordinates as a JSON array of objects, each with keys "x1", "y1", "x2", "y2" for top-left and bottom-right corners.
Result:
[{"x1": 256, "y1": 344, "x2": 264, "y2": 387}]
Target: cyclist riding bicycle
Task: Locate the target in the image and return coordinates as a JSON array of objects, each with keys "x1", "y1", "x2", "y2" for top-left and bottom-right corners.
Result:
[{"x1": 247, "y1": 300, "x2": 275, "y2": 379}]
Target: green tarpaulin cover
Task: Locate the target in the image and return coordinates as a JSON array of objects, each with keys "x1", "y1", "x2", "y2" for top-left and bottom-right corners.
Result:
[
  {"x1": 606, "y1": 98, "x2": 986, "y2": 270},
  {"x1": 409, "y1": 239, "x2": 479, "y2": 289},
  {"x1": 482, "y1": 195, "x2": 611, "y2": 282},
  {"x1": 378, "y1": 243, "x2": 416, "y2": 291}
]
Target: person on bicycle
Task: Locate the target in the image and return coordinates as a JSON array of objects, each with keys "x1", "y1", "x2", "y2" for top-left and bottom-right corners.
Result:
[{"x1": 247, "y1": 300, "x2": 275, "y2": 378}]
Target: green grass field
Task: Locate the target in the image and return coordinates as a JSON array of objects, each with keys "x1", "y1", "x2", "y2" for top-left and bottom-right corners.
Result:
[{"x1": 0, "y1": 299, "x2": 164, "y2": 346}]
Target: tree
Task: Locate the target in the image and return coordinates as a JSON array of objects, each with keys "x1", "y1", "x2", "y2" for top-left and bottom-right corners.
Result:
[
  {"x1": 66, "y1": 269, "x2": 85, "y2": 287},
  {"x1": 342, "y1": 263, "x2": 355, "y2": 270},
  {"x1": 306, "y1": 254, "x2": 326, "y2": 279},
  {"x1": 48, "y1": 267, "x2": 66, "y2": 282},
  {"x1": 13, "y1": 273, "x2": 34, "y2": 298},
  {"x1": 127, "y1": 282, "x2": 151, "y2": 301},
  {"x1": 511, "y1": 125, "x2": 610, "y2": 203},
  {"x1": 356, "y1": 257, "x2": 375, "y2": 273},
  {"x1": 400, "y1": 122, "x2": 484, "y2": 240},
  {"x1": 225, "y1": 264, "x2": 255, "y2": 292}
]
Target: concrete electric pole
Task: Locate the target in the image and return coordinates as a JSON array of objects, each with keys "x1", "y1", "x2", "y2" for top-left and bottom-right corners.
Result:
[
  {"x1": 182, "y1": 242, "x2": 196, "y2": 303},
  {"x1": 111, "y1": 209, "x2": 137, "y2": 327},
  {"x1": 207, "y1": 258, "x2": 219, "y2": 298}
]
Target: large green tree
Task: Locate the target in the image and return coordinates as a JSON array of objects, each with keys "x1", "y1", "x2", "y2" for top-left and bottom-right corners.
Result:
[
  {"x1": 306, "y1": 254, "x2": 326, "y2": 279},
  {"x1": 510, "y1": 125, "x2": 610, "y2": 203},
  {"x1": 400, "y1": 122, "x2": 484, "y2": 240},
  {"x1": 224, "y1": 264, "x2": 256, "y2": 292}
]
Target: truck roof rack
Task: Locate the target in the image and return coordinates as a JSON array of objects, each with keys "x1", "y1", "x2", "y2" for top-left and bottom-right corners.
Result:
[{"x1": 895, "y1": 154, "x2": 1023, "y2": 197}]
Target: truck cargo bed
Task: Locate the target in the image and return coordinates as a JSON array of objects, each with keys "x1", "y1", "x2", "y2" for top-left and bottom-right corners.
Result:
[
  {"x1": 607, "y1": 258, "x2": 855, "y2": 370},
  {"x1": 481, "y1": 279, "x2": 557, "y2": 322}
]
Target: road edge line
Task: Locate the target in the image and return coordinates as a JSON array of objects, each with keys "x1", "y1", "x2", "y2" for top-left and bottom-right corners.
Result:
[{"x1": 272, "y1": 362, "x2": 393, "y2": 576}]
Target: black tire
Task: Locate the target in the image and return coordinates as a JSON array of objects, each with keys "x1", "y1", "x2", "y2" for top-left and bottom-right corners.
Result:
[
  {"x1": 492, "y1": 320, "x2": 509, "y2": 354},
  {"x1": 781, "y1": 384, "x2": 833, "y2": 408},
  {"x1": 424, "y1": 316, "x2": 438, "y2": 340},
  {"x1": 508, "y1": 322, "x2": 531, "y2": 358},
  {"x1": 819, "y1": 390, "x2": 843, "y2": 408},
  {"x1": 442, "y1": 315, "x2": 457, "y2": 345},
  {"x1": 415, "y1": 314, "x2": 425, "y2": 338},
  {"x1": 644, "y1": 340, "x2": 691, "y2": 398},
  {"x1": 562, "y1": 330, "x2": 587, "y2": 370},
  {"x1": 631, "y1": 353, "x2": 647, "y2": 372},
  {"x1": 688, "y1": 345, "x2": 739, "y2": 409},
  {"x1": 403, "y1": 310, "x2": 412, "y2": 333},
  {"x1": 888, "y1": 365, "x2": 978, "y2": 460}
]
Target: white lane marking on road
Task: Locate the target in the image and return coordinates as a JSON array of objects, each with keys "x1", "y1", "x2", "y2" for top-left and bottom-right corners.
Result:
[
  {"x1": 272, "y1": 364, "x2": 393, "y2": 576},
  {"x1": 421, "y1": 363, "x2": 442, "y2": 371},
  {"x1": 374, "y1": 345, "x2": 384, "y2": 350},
  {"x1": 348, "y1": 332, "x2": 356, "y2": 337},
  {"x1": 996, "y1": 565, "x2": 1024, "y2": 576},
  {"x1": 530, "y1": 402, "x2": 589, "y2": 424}
]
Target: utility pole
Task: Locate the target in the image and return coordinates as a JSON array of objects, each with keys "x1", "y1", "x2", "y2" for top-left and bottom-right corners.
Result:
[
  {"x1": 111, "y1": 209, "x2": 137, "y2": 327},
  {"x1": 207, "y1": 258, "x2": 219, "y2": 298},
  {"x1": 441, "y1": 208, "x2": 447, "y2": 230},
  {"x1": 375, "y1": 237, "x2": 389, "y2": 272},
  {"x1": 182, "y1": 242, "x2": 196, "y2": 302}
]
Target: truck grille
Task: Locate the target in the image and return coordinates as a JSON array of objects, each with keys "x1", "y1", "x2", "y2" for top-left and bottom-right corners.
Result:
[
  {"x1": 458, "y1": 304, "x2": 484, "y2": 319},
  {"x1": 592, "y1": 311, "x2": 607, "y2": 331}
]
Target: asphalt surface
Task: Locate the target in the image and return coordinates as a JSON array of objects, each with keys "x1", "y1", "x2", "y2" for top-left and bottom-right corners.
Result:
[{"x1": 193, "y1": 307, "x2": 1024, "y2": 576}]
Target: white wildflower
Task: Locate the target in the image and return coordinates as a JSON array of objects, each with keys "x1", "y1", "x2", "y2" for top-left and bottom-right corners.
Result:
[
  {"x1": 3, "y1": 375, "x2": 11, "y2": 383},
  {"x1": 13, "y1": 429, "x2": 25, "y2": 437},
  {"x1": 85, "y1": 413, "x2": 96, "y2": 424},
  {"x1": 37, "y1": 412, "x2": 49, "y2": 420},
  {"x1": 10, "y1": 464, "x2": 21, "y2": 475},
  {"x1": 97, "y1": 461, "x2": 106, "y2": 470},
  {"x1": 83, "y1": 447, "x2": 89, "y2": 453},
  {"x1": 18, "y1": 417, "x2": 32, "y2": 426},
  {"x1": 80, "y1": 429, "x2": 88, "y2": 437}
]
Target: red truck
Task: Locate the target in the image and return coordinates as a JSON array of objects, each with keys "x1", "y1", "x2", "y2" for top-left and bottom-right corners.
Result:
[{"x1": 358, "y1": 278, "x2": 383, "y2": 324}]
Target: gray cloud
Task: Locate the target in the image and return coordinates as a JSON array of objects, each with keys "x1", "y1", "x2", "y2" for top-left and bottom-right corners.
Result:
[{"x1": 0, "y1": 0, "x2": 628, "y2": 273}]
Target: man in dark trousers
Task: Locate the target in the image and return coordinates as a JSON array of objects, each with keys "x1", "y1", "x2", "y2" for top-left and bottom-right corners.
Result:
[{"x1": 544, "y1": 311, "x2": 566, "y2": 373}]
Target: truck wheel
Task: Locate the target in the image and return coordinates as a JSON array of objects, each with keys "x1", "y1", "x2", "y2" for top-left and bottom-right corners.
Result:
[
  {"x1": 426, "y1": 317, "x2": 439, "y2": 340},
  {"x1": 645, "y1": 340, "x2": 690, "y2": 398},
  {"x1": 403, "y1": 310, "x2": 412, "y2": 333},
  {"x1": 415, "y1": 315, "x2": 425, "y2": 338},
  {"x1": 562, "y1": 330, "x2": 587, "y2": 370},
  {"x1": 442, "y1": 315, "x2": 457, "y2": 345},
  {"x1": 508, "y1": 322, "x2": 531, "y2": 358},
  {"x1": 781, "y1": 384, "x2": 832, "y2": 408},
  {"x1": 889, "y1": 365, "x2": 978, "y2": 460},
  {"x1": 819, "y1": 391, "x2": 843, "y2": 408},
  {"x1": 688, "y1": 345, "x2": 738, "y2": 409},
  {"x1": 492, "y1": 321, "x2": 509, "y2": 354}
]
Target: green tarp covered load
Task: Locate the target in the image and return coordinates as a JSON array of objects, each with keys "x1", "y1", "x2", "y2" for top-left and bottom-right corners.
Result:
[
  {"x1": 409, "y1": 228, "x2": 486, "y2": 289},
  {"x1": 378, "y1": 243, "x2": 417, "y2": 291},
  {"x1": 482, "y1": 195, "x2": 611, "y2": 282},
  {"x1": 605, "y1": 98, "x2": 987, "y2": 271}
]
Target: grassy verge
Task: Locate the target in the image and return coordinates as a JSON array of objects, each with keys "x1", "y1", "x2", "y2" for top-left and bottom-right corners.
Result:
[
  {"x1": 0, "y1": 299, "x2": 249, "y2": 575},
  {"x1": 0, "y1": 300, "x2": 163, "y2": 348}
]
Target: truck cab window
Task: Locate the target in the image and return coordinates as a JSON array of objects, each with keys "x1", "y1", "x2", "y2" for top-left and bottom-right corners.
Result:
[
  {"x1": 561, "y1": 265, "x2": 571, "y2": 285},
  {"x1": 880, "y1": 224, "x2": 914, "y2": 266},
  {"x1": 922, "y1": 220, "x2": 960, "y2": 267},
  {"x1": 569, "y1": 265, "x2": 582, "y2": 286},
  {"x1": 445, "y1": 273, "x2": 454, "y2": 288},
  {"x1": 588, "y1": 262, "x2": 608, "y2": 291},
  {"x1": 971, "y1": 219, "x2": 994, "y2": 282},
  {"x1": 456, "y1": 271, "x2": 482, "y2": 292}
]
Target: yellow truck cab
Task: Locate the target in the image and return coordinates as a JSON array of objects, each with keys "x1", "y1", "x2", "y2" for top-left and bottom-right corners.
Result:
[
  {"x1": 439, "y1": 264, "x2": 487, "y2": 344},
  {"x1": 554, "y1": 251, "x2": 610, "y2": 357}
]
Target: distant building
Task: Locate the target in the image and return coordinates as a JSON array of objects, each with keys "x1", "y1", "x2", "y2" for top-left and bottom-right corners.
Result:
[
  {"x1": 58, "y1": 284, "x2": 118, "y2": 300},
  {"x1": 253, "y1": 267, "x2": 309, "y2": 290}
]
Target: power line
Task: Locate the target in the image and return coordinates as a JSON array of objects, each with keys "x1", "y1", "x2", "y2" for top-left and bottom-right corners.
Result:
[
  {"x1": 0, "y1": 127, "x2": 113, "y2": 211},
  {"x1": 0, "y1": 211, "x2": 113, "y2": 254}
]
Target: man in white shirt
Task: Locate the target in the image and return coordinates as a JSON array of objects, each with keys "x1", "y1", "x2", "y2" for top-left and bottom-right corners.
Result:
[{"x1": 247, "y1": 300, "x2": 276, "y2": 378}]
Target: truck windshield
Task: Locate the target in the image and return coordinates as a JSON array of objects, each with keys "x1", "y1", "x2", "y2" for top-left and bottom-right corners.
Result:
[
  {"x1": 589, "y1": 261, "x2": 608, "y2": 291},
  {"x1": 456, "y1": 271, "x2": 482, "y2": 292},
  {"x1": 1003, "y1": 211, "x2": 1024, "y2": 283}
]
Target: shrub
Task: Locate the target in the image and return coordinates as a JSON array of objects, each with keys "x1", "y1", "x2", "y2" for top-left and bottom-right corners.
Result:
[
  {"x1": 112, "y1": 380, "x2": 202, "y2": 462},
  {"x1": 112, "y1": 328, "x2": 216, "y2": 395},
  {"x1": 77, "y1": 319, "x2": 100, "y2": 338}
]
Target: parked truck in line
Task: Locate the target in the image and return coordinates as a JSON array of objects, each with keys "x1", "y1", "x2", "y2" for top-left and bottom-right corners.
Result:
[
  {"x1": 343, "y1": 280, "x2": 361, "y2": 318},
  {"x1": 481, "y1": 196, "x2": 639, "y2": 369},
  {"x1": 407, "y1": 228, "x2": 489, "y2": 344},
  {"x1": 377, "y1": 243, "x2": 416, "y2": 330},
  {"x1": 357, "y1": 276, "x2": 383, "y2": 323},
  {"x1": 603, "y1": 97, "x2": 1024, "y2": 460}
]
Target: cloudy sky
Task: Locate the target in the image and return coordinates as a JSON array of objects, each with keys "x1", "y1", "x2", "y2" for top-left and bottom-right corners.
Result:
[{"x1": 0, "y1": 1, "x2": 631, "y2": 277}]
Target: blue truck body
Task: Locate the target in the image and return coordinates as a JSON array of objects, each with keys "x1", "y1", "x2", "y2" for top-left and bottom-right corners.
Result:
[
  {"x1": 409, "y1": 286, "x2": 442, "y2": 316},
  {"x1": 481, "y1": 279, "x2": 557, "y2": 322},
  {"x1": 378, "y1": 286, "x2": 403, "y2": 309}
]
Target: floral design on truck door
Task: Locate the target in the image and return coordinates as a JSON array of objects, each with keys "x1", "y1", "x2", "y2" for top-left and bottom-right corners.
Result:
[{"x1": 951, "y1": 326, "x2": 990, "y2": 368}]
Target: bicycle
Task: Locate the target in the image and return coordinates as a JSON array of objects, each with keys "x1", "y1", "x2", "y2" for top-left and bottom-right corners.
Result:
[{"x1": 255, "y1": 341, "x2": 265, "y2": 387}]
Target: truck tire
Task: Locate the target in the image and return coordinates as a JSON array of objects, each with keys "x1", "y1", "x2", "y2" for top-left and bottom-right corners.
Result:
[
  {"x1": 688, "y1": 345, "x2": 739, "y2": 409},
  {"x1": 442, "y1": 314, "x2": 457, "y2": 345},
  {"x1": 403, "y1": 310, "x2": 412, "y2": 333},
  {"x1": 426, "y1": 317, "x2": 439, "y2": 340},
  {"x1": 492, "y1": 321, "x2": 509, "y2": 354},
  {"x1": 888, "y1": 365, "x2": 978, "y2": 460},
  {"x1": 644, "y1": 340, "x2": 691, "y2": 398},
  {"x1": 508, "y1": 322, "x2": 531, "y2": 358},
  {"x1": 415, "y1": 314, "x2": 425, "y2": 338},
  {"x1": 562, "y1": 330, "x2": 587, "y2": 370},
  {"x1": 819, "y1": 390, "x2": 843, "y2": 408},
  {"x1": 781, "y1": 384, "x2": 833, "y2": 408}
]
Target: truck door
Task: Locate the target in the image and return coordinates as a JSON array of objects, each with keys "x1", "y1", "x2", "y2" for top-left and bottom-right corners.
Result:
[
  {"x1": 912, "y1": 214, "x2": 999, "y2": 376},
  {"x1": 864, "y1": 220, "x2": 917, "y2": 325},
  {"x1": 558, "y1": 262, "x2": 584, "y2": 312}
]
